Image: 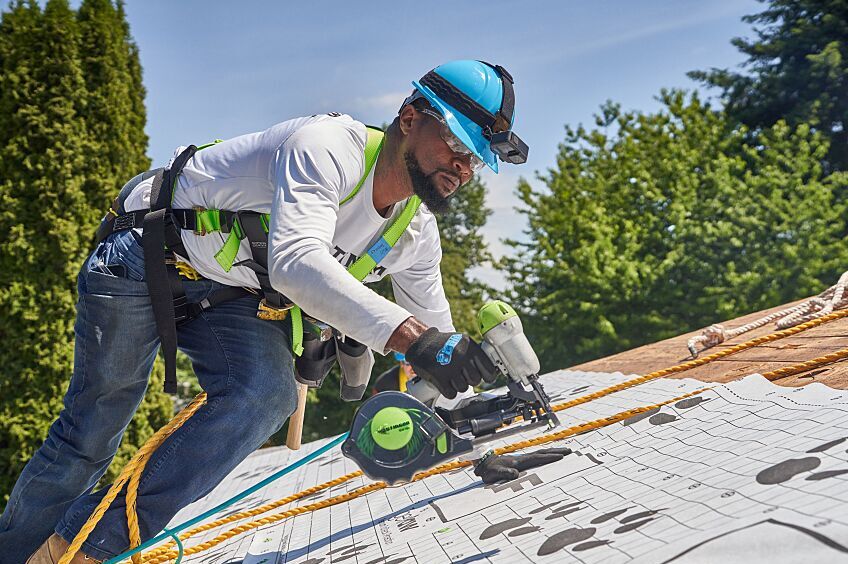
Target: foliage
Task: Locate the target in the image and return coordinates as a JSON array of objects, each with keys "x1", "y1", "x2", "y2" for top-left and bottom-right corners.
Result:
[
  {"x1": 435, "y1": 174, "x2": 493, "y2": 337},
  {"x1": 689, "y1": 0, "x2": 848, "y2": 171},
  {"x1": 0, "y1": 0, "x2": 168, "y2": 507},
  {"x1": 503, "y1": 92, "x2": 848, "y2": 372}
]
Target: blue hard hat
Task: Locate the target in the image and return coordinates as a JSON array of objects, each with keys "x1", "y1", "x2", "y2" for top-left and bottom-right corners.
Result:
[{"x1": 411, "y1": 60, "x2": 525, "y2": 173}]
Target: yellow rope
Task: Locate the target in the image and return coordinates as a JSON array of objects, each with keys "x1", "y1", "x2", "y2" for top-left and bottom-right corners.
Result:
[
  {"x1": 761, "y1": 347, "x2": 848, "y2": 381},
  {"x1": 138, "y1": 388, "x2": 711, "y2": 563},
  {"x1": 548, "y1": 307, "x2": 848, "y2": 415},
  {"x1": 141, "y1": 471, "x2": 366, "y2": 561},
  {"x1": 125, "y1": 448, "x2": 149, "y2": 564},
  {"x1": 60, "y1": 393, "x2": 208, "y2": 564},
  {"x1": 74, "y1": 305, "x2": 848, "y2": 562},
  {"x1": 142, "y1": 339, "x2": 848, "y2": 562}
]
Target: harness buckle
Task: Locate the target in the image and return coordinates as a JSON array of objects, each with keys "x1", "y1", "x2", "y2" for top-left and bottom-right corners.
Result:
[
  {"x1": 113, "y1": 213, "x2": 137, "y2": 231},
  {"x1": 173, "y1": 294, "x2": 189, "y2": 324},
  {"x1": 193, "y1": 206, "x2": 208, "y2": 235},
  {"x1": 257, "y1": 299, "x2": 293, "y2": 321},
  {"x1": 304, "y1": 317, "x2": 334, "y2": 342}
]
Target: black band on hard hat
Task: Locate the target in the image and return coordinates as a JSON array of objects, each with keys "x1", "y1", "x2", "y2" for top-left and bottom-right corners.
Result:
[
  {"x1": 418, "y1": 62, "x2": 528, "y2": 164},
  {"x1": 483, "y1": 62, "x2": 515, "y2": 135}
]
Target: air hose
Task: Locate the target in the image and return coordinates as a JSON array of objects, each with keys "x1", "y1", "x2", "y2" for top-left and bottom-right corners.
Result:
[{"x1": 103, "y1": 433, "x2": 348, "y2": 563}]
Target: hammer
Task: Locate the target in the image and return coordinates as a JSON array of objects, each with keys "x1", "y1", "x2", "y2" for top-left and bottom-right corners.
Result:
[{"x1": 286, "y1": 382, "x2": 309, "y2": 450}]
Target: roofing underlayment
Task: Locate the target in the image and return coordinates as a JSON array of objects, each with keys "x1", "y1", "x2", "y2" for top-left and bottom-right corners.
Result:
[{"x1": 157, "y1": 299, "x2": 848, "y2": 563}]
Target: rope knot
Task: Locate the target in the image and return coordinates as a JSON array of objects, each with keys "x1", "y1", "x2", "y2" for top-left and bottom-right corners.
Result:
[
  {"x1": 687, "y1": 324, "x2": 727, "y2": 358},
  {"x1": 702, "y1": 324, "x2": 728, "y2": 345},
  {"x1": 687, "y1": 269, "x2": 848, "y2": 356}
]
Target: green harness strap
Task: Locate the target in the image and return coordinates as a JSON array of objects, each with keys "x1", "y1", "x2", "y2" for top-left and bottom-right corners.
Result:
[
  {"x1": 290, "y1": 194, "x2": 422, "y2": 355},
  {"x1": 340, "y1": 128, "x2": 384, "y2": 206},
  {"x1": 289, "y1": 129, "x2": 422, "y2": 355},
  {"x1": 210, "y1": 128, "x2": 386, "y2": 274},
  {"x1": 192, "y1": 129, "x2": 421, "y2": 356}
]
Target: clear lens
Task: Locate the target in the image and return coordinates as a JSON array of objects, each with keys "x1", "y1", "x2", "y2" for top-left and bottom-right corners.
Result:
[{"x1": 419, "y1": 108, "x2": 485, "y2": 172}]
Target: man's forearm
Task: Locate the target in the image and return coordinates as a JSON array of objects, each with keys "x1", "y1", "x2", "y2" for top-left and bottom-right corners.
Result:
[{"x1": 386, "y1": 316, "x2": 429, "y2": 354}]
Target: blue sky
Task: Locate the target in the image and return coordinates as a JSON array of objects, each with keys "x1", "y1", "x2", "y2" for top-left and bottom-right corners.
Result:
[{"x1": 122, "y1": 0, "x2": 760, "y2": 288}]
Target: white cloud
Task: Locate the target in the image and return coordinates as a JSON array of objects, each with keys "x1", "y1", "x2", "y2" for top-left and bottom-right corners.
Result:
[
  {"x1": 517, "y1": 2, "x2": 748, "y2": 68},
  {"x1": 349, "y1": 91, "x2": 410, "y2": 114}
]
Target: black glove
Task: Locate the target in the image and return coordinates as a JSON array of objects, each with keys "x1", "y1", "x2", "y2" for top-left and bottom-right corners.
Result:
[
  {"x1": 474, "y1": 447, "x2": 573, "y2": 484},
  {"x1": 405, "y1": 328, "x2": 498, "y2": 399}
]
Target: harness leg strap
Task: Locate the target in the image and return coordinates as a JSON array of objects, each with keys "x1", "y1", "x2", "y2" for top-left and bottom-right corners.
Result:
[
  {"x1": 142, "y1": 146, "x2": 197, "y2": 394},
  {"x1": 143, "y1": 206, "x2": 180, "y2": 394}
]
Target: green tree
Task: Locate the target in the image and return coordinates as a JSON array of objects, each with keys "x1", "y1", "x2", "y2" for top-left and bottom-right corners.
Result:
[
  {"x1": 0, "y1": 0, "x2": 167, "y2": 506},
  {"x1": 436, "y1": 175, "x2": 492, "y2": 336},
  {"x1": 77, "y1": 0, "x2": 150, "y2": 199},
  {"x1": 690, "y1": 0, "x2": 848, "y2": 171},
  {"x1": 0, "y1": 0, "x2": 93, "y2": 506},
  {"x1": 504, "y1": 92, "x2": 847, "y2": 371},
  {"x1": 75, "y1": 0, "x2": 170, "y2": 486}
]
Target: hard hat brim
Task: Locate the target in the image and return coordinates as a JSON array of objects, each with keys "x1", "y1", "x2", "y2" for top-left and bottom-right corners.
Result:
[{"x1": 412, "y1": 80, "x2": 499, "y2": 173}]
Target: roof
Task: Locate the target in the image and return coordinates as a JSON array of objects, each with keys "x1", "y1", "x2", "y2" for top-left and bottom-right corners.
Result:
[
  {"x1": 154, "y1": 298, "x2": 848, "y2": 563},
  {"x1": 573, "y1": 297, "x2": 848, "y2": 388}
]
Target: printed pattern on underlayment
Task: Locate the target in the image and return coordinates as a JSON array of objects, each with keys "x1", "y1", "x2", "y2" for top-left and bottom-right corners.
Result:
[{"x1": 164, "y1": 371, "x2": 848, "y2": 563}]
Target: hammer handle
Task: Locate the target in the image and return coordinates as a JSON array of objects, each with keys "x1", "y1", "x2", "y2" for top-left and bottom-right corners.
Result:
[{"x1": 286, "y1": 382, "x2": 309, "y2": 450}]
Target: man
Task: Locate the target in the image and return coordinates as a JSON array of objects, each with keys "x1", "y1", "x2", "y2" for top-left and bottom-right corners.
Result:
[{"x1": 2, "y1": 60, "x2": 530, "y2": 562}]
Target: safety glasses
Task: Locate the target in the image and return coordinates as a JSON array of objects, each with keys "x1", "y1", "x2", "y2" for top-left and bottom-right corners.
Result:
[{"x1": 418, "y1": 107, "x2": 485, "y2": 172}]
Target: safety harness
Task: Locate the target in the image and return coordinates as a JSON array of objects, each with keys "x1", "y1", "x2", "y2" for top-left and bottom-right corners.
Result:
[{"x1": 94, "y1": 127, "x2": 421, "y2": 393}]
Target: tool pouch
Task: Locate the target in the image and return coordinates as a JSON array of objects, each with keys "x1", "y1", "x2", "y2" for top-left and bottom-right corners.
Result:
[
  {"x1": 336, "y1": 336, "x2": 374, "y2": 402},
  {"x1": 294, "y1": 332, "x2": 337, "y2": 388}
]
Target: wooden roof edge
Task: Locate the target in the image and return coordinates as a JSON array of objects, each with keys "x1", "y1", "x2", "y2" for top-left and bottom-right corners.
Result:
[{"x1": 568, "y1": 295, "x2": 848, "y2": 389}]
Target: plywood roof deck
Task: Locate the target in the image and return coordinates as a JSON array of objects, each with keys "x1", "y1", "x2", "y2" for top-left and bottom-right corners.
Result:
[{"x1": 571, "y1": 297, "x2": 848, "y2": 389}]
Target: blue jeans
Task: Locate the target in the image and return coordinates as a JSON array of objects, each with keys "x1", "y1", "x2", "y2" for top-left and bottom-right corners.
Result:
[{"x1": 0, "y1": 230, "x2": 299, "y2": 561}]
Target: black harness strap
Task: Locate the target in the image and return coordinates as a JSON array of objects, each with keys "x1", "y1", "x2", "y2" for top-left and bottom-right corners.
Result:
[
  {"x1": 96, "y1": 151, "x2": 294, "y2": 394},
  {"x1": 96, "y1": 207, "x2": 241, "y2": 244},
  {"x1": 234, "y1": 212, "x2": 289, "y2": 309},
  {"x1": 142, "y1": 146, "x2": 197, "y2": 393},
  {"x1": 185, "y1": 285, "x2": 253, "y2": 319},
  {"x1": 95, "y1": 168, "x2": 163, "y2": 244}
]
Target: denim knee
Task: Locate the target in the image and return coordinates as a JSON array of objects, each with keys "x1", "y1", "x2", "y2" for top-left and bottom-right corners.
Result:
[{"x1": 257, "y1": 377, "x2": 298, "y2": 434}]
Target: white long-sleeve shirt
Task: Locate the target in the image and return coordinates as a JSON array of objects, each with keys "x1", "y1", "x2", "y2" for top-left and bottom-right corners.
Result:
[{"x1": 123, "y1": 113, "x2": 454, "y2": 353}]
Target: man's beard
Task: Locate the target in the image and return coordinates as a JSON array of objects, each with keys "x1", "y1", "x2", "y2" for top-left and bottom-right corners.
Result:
[{"x1": 404, "y1": 151, "x2": 455, "y2": 215}]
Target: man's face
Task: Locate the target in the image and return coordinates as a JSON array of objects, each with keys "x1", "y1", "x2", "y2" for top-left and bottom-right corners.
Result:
[
  {"x1": 403, "y1": 106, "x2": 476, "y2": 214},
  {"x1": 403, "y1": 150, "x2": 454, "y2": 214}
]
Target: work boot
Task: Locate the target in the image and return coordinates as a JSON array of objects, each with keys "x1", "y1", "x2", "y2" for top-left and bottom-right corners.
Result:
[{"x1": 26, "y1": 533, "x2": 103, "y2": 563}]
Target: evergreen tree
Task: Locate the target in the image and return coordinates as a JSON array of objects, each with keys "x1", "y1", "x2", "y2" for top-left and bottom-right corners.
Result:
[
  {"x1": 77, "y1": 0, "x2": 149, "y2": 195},
  {"x1": 0, "y1": 0, "x2": 167, "y2": 505},
  {"x1": 690, "y1": 0, "x2": 848, "y2": 171},
  {"x1": 74, "y1": 0, "x2": 169, "y2": 485},
  {"x1": 0, "y1": 0, "x2": 93, "y2": 505},
  {"x1": 503, "y1": 92, "x2": 847, "y2": 371}
]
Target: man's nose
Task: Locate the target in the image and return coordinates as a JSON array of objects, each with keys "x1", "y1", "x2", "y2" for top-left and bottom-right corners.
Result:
[{"x1": 452, "y1": 154, "x2": 473, "y2": 183}]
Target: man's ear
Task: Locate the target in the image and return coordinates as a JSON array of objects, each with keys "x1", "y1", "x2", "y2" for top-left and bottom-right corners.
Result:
[{"x1": 398, "y1": 104, "x2": 417, "y2": 136}]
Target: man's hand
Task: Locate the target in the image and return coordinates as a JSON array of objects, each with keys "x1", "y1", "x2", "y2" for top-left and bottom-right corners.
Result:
[
  {"x1": 404, "y1": 328, "x2": 498, "y2": 399},
  {"x1": 474, "y1": 447, "x2": 573, "y2": 484}
]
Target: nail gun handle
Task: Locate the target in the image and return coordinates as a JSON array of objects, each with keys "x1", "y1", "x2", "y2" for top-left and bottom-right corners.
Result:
[{"x1": 481, "y1": 317, "x2": 540, "y2": 386}]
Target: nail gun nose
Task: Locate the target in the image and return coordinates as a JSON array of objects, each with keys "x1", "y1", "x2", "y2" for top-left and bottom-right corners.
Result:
[{"x1": 529, "y1": 378, "x2": 560, "y2": 429}]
